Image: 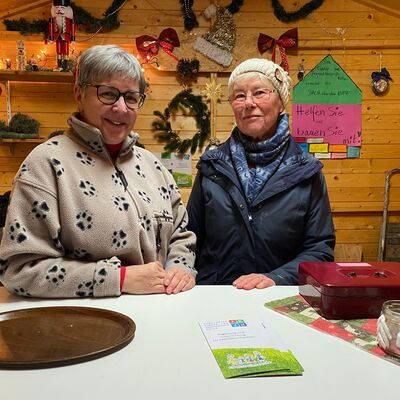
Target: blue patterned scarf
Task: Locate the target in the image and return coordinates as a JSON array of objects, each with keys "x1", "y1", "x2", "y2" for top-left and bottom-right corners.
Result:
[{"x1": 230, "y1": 114, "x2": 291, "y2": 204}]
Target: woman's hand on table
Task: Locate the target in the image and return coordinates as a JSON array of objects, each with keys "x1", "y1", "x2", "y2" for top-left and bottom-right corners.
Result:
[
  {"x1": 123, "y1": 261, "x2": 166, "y2": 294},
  {"x1": 233, "y1": 274, "x2": 276, "y2": 290},
  {"x1": 164, "y1": 267, "x2": 196, "y2": 295}
]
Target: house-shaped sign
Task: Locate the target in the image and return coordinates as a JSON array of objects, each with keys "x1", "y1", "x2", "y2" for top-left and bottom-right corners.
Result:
[{"x1": 292, "y1": 55, "x2": 362, "y2": 159}]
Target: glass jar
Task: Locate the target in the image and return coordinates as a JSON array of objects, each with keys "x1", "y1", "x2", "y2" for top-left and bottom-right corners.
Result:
[{"x1": 377, "y1": 300, "x2": 400, "y2": 357}]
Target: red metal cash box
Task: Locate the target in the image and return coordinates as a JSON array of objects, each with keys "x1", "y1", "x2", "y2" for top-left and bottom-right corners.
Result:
[{"x1": 299, "y1": 262, "x2": 400, "y2": 319}]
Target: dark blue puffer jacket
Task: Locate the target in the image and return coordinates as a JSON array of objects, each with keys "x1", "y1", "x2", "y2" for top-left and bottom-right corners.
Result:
[{"x1": 187, "y1": 136, "x2": 335, "y2": 285}]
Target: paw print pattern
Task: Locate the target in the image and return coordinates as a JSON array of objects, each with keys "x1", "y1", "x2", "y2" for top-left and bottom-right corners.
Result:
[
  {"x1": 51, "y1": 158, "x2": 64, "y2": 177},
  {"x1": 75, "y1": 281, "x2": 94, "y2": 297},
  {"x1": 0, "y1": 258, "x2": 8, "y2": 274},
  {"x1": 168, "y1": 183, "x2": 177, "y2": 195},
  {"x1": 8, "y1": 220, "x2": 27, "y2": 244},
  {"x1": 135, "y1": 164, "x2": 146, "y2": 178},
  {"x1": 73, "y1": 248, "x2": 91, "y2": 258},
  {"x1": 46, "y1": 140, "x2": 59, "y2": 146},
  {"x1": 158, "y1": 186, "x2": 170, "y2": 200},
  {"x1": 112, "y1": 229, "x2": 128, "y2": 249},
  {"x1": 94, "y1": 267, "x2": 107, "y2": 285},
  {"x1": 30, "y1": 200, "x2": 50, "y2": 219},
  {"x1": 76, "y1": 151, "x2": 95, "y2": 166},
  {"x1": 172, "y1": 256, "x2": 192, "y2": 269},
  {"x1": 87, "y1": 140, "x2": 103, "y2": 153},
  {"x1": 46, "y1": 265, "x2": 66, "y2": 285},
  {"x1": 78, "y1": 180, "x2": 97, "y2": 197},
  {"x1": 109, "y1": 259, "x2": 121, "y2": 268},
  {"x1": 52, "y1": 231, "x2": 63, "y2": 251},
  {"x1": 154, "y1": 160, "x2": 162, "y2": 171},
  {"x1": 76, "y1": 211, "x2": 93, "y2": 232},
  {"x1": 139, "y1": 214, "x2": 152, "y2": 231},
  {"x1": 112, "y1": 196, "x2": 130, "y2": 212},
  {"x1": 111, "y1": 172, "x2": 124, "y2": 188},
  {"x1": 138, "y1": 190, "x2": 151, "y2": 204},
  {"x1": 18, "y1": 163, "x2": 28, "y2": 178},
  {"x1": 135, "y1": 151, "x2": 143, "y2": 160},
  {"x1": 14, "y1": 287, "x2": 31, "y2": 296}
]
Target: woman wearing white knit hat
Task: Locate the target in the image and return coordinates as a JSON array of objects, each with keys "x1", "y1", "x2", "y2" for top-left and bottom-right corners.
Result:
[{"x1": 187, "y1": 58, "x2": 335, "y2": 288}]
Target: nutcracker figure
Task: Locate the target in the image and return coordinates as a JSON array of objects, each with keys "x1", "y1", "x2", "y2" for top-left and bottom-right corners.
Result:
[{"x1": 48, "y1": 0, "x2": 75, "y2": 70}]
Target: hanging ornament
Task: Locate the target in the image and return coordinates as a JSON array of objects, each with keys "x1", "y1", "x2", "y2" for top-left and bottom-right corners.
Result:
[
  {"x1": 177, "y1": 58, "x2": 200, "y2": 83},
  {"x1": 371, "y1": 68, "x2": 392, "y2": 95},
  {"x1": 297, "y1": 64, "x2": 305, "y2": 81},
  {"x1": 258, "y1": 28, "x2": 298, "y2": 71},
  {"x1": 180, "y1": 0, "x2": 198, "y2": 31},
  {"x1": 193, "y1": 1, "x2": 243, "y2": 67},
  {"x1": 136, "y1": 28, "x2": 180, "y2": 64},
  {"x1": 201, "y1": 79, "x2": 222, "y2": 103}
]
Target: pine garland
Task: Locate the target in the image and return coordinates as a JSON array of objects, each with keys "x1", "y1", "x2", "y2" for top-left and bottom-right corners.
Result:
[
  {"x1": 0, "y1": 113, "x2": 40, "y2": 139},
  {"x1": 152, "y1": 89, "x2": 210, "y2": 155},
  {"x1": 271, "y1": 0, "x2": 324, "y2": 23},
  {"x1": 3, "y1": 0, "x2": 125, "y2": 35},
  {"x1": 180, "y1": 0, "x2": 244, "y2": 31}
]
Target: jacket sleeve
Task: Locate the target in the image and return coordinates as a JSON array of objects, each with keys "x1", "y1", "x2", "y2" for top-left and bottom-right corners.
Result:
[
  {"x1": 187, "y1": 171, "x2": 206, "y2": 259},
  {"x1": 265, "y1": 171, "x2": 335, "y2": 285},
  {"x1": 0, "y1": 179, "x2": 121, "y2": 298},
  {"x1": 162, "y1": 168, "x2": 197, "y2": 277}
]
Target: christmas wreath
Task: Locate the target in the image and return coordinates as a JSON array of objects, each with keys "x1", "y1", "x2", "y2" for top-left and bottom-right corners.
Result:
[
  {"x1": 3, "y1": 0, "x2": 125, "y2": 35},
  {"x1": 271, "y1": 0, "x2": 324, "y2": 23},
  {"x1": 152, "y1": 89, "x2": 210, "y2": 154}
]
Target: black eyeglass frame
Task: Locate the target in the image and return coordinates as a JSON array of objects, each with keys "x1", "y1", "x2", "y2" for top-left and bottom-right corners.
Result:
[{"x1": 83, "y1": 84, "x2": 146, "y2": 110}]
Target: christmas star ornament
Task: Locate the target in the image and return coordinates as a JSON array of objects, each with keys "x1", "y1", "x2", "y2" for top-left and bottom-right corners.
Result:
[{"x1": 202, "y1": 79, "x2": 222, "y2": 102}]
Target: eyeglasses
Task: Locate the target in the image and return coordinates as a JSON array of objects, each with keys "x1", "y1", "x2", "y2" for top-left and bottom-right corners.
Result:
[
  {"x1": 231, "y1": 89, "x2": 276, "y2": 105},
  {"x1": 84, "y1": 84, "x2": 146, "y2": 110}
]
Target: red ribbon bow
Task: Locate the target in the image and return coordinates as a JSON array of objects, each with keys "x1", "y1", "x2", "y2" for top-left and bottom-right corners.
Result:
[
  {"x1": 136, "y1": 28, "x2": 180, "y2": 62},
  {"x1": 257, "y1": 28, "x2": 298, "y2": 71}
]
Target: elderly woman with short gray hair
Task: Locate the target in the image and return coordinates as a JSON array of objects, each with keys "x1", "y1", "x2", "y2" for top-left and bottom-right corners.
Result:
[
  {"x1": 0, "y1": 45, "x2": 196, "y2": 297},
  {"x1": 188, "y1": 58, "x2": 335, "y2": 289}
]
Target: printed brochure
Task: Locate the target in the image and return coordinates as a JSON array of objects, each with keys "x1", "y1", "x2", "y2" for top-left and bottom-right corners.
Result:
[{"x1": 199, "y1": 318, "x2": 303, "y2": 378}]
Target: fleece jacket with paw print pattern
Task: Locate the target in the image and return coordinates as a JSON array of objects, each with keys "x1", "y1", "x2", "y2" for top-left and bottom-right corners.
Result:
[{"x1": 0, "y1": 113, "x2": 196, "y2": 298}]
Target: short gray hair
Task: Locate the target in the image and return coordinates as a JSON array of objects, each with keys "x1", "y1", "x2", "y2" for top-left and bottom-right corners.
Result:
[{"x1": 75, "y1": 45, "x2": 146, "y2": 93}]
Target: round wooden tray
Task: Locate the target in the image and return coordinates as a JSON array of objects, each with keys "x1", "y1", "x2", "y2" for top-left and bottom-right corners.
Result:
[{"x1": 0, "y1": 306, "x2": 136, "y2": 369}]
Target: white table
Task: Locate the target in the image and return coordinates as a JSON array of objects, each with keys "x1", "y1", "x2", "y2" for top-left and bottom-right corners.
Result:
[{"x1": 0, "y1": 286, "x2": 398, "y2": 400}]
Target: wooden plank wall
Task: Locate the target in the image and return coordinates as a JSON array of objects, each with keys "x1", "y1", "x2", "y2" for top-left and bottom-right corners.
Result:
[{"x1": 1, "y1": 0, "x2": 400, "y2": 261}]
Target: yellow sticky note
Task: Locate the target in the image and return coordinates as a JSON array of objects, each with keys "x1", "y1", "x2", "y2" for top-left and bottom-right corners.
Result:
[{"x1": 309, "y1": 143, "x2": 329, "y2": 153}]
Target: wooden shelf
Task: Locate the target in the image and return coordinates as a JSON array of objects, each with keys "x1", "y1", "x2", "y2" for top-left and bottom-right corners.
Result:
[
  {"x1": 0, "y1": 70, "x2": 74, "y2": 83},
  {"x1": 0, "y1": 137, "x2": 45, "y2": 153},
  {"x1": 0, "y1": 138, "x2": 44, "y2": 143}
]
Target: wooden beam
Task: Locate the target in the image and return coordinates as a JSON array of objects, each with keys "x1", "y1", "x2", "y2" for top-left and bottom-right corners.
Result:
[
  {"x1": 352, "y1": 0, "x2": 400, "y2": 19},
  {"x1": 0, "y1": 0, "x2": 51, "y2": 20}
]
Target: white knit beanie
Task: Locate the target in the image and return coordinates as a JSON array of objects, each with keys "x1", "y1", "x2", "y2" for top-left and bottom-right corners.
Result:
[{"x1": 228, "y1": 58, "x2": 292, "y2": 108}]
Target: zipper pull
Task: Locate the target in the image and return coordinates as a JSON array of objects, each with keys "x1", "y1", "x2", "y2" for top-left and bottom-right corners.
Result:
[
  {"x1": 115, "y1": 167, "x2": 128, "y2": 191},
  {"x1": 156, "y1": 218, "x2": 162, "y2": 254}
]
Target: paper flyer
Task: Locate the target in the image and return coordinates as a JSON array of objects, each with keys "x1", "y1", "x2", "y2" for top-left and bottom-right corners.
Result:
[
  {"x1": 199, "y1": 318, "x2": 303, "y2": 378},
  {"x1": 154, "y1": 152, "x2": 192, "y2": 187}
]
